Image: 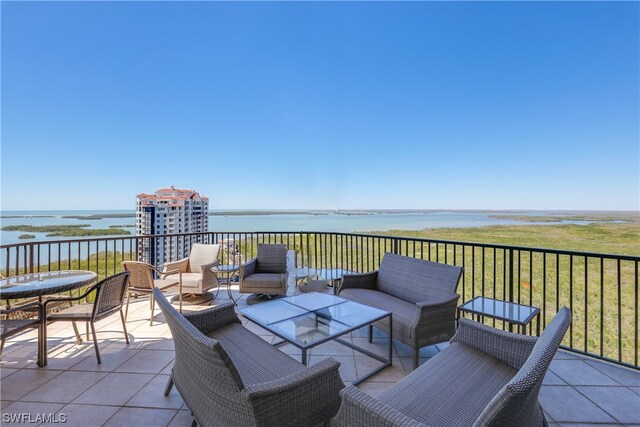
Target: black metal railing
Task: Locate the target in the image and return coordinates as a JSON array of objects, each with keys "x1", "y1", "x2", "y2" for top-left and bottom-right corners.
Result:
[{"x1": 1, "y1": 231, "x2": 638, "y2": 369}]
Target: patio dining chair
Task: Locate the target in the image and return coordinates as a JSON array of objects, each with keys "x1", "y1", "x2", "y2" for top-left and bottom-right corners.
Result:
[
  {"x1": 121, "y1": 261, "x2": 182, "y2": 325},
  {"x1": 43, "y1": 272, "x2": 130, "y2": 364},
  {"x1": 1, "y1": 301, "x2": 45, "y2": 367}
]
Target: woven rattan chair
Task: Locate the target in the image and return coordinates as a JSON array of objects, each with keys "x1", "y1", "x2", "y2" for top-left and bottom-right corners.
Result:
[
  {"x1": 239, "y1": 244, "x2": 289, "y2": 297},
  {"x1": 43, "y1": 272, "x2": 130, "y2": 364},
  {"x1": 154, "y1": 288, "x2": 345, "y2": 427},
  {"x1": 338, "y1": 252, "x2": 463, "y2": 368},
  {"x1": 121, "y1": 261, "x2": 182, "y2": 325},
  {"x1": 0, "y1": 301, "x2": 45, "y2": 367},
  {"x1": 163, "y1": 243, "x2": 221, "y2": 299},
  {"x1": 332, "y1": 307, "x2": 572, "y2": 427}
]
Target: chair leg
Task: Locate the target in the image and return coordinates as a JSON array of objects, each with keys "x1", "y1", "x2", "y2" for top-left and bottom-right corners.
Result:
[
  {"x1": 149, "y1": 293, "x2": 155, "y2": 327},
  {"x1": 39, "y1": 320, "x2": 47, "y2": 367},
  {"x1": 0, "y1": 338, "x2": 5, "y2": 355},
  {"x1": 368, "y1": 325, "x2": 373, "y2": 343},
  {"x1": 413, "y1": 348, "x2": 419, "y2": 370},
  {"x1": 125, "y1": 290, "x2": 131, "y2": 321},
  {"x1": 164, "y1": 373, "x2": 174, "y2": 396},
  {"x1": 90, "y1": 322, "x2": 101, "y2": 364},
  {"x1": 86, "y1": 321, "x2": 90, "y2": 341},
  {"x1": 191, "y1": 418, "x2": 197, "y2": 427},
  {"x1": 71, "y1": 321, "x2": 83, "y2": 344},
  {"x1": 120, "y1": 310, "x2": 129, "y2": 345}
]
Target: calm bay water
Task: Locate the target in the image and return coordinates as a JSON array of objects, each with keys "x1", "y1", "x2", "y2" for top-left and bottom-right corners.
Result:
[{"x1": 0, "y1": 209, "x2": 590, "y2": 247}]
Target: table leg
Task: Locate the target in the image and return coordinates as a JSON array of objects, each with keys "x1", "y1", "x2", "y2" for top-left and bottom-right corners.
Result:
[
  {"x1": 226, "y1": 273, "x2": 237, "y2": 305},
  {"x1": 301, "y1": 348, "x2": 307, "y2": 366}
]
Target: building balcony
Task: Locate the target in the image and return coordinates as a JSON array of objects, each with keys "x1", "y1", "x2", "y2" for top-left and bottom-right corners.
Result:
[{"x1": 1, "y1": 231, "x2": 638, "y2": 426}]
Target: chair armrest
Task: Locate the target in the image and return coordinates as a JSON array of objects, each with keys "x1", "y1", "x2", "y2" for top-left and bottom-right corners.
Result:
[
  {"x1": 164, "y1": 258, "x2": 189, "y2": 273},
  {"x1": 239, "y1": 258, "x2": 257, "y2": 280},
  {"x1": 182, "y1": 302, "x2": 240, "y2": 334},
  {"x1": 451, "y1": 317, "x2": 537, "y2": 369},
  {"x1": 337, "y1": 271, "x2": 378, "y2": 294},
  {"x1": 200, "y1": 259, "x2": 220, "y2": 273},
  {"x1": 242, "y1": 358, "x2": 345, "y2": 425},
  {"x1": 332, "y1": 385, "x2": 428, "y2": 427},
  {"x1": 1, "y1": 301, "x2": 43, "y2": 319},
  {"x1": 43, "y1": 283, "x2": 99, "y2": 311},
  {"x1": 412, "y1": 293, "x2": 460, "y2": 347}
]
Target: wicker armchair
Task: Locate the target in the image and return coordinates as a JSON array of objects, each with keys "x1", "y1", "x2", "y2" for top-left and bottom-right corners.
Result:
[
  {"x1": 121, "y1": 261, "x2": 182, "y2": 325},
  {"x1": 163, "y1": 243, "x2": 221, "y2": 299},
  {"x1": 153, "y1": 288, "x2": 345, "y2": 427},
  {"x1": 44, "y1": 272, "x2": 130, "y2": 364},
  {"x1": 239, "y1": 244, "x2": 289, "y2": 296},
  {"x1": 0, "y1": 301, "x2": 45, "y2": 367},
  {"x1": 332, "y1": 307, "x2": 572, "y2": 427},
  {"x1": 338, "y1": 253, "x2": 462, "y2": 368}
]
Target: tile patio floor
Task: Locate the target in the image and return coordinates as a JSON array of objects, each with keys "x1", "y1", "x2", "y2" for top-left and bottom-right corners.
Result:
[{"x1": 1, "y1": 278, "x2": 638, "y2": 426}]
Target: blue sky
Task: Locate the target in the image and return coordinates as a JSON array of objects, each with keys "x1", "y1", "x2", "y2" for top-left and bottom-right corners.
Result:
[{"x1": 1, "y1": 2, "x2": 638, "y2": 211}]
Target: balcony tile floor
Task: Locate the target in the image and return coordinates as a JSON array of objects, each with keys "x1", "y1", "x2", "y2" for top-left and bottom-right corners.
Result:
[{"x1": 1, "y1": 279, "x2": 638, "y2": 426}]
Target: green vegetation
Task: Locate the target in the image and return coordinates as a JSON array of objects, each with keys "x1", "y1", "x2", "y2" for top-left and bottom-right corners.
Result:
[
  {"x1": 367, "y1": 223, "x2": 640, "y2": 256},
  {"x1": 18, "y1": 234, "x2": 36, "y2": 239},
  {"x1": 490, "y1": 212, "x2": 639, "y2": 224},
  {"x1": 1, "y1": 224, "x2": 131, "y2": 237}
]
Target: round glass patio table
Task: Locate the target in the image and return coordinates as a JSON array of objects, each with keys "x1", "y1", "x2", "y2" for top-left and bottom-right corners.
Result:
[{"x1": 0, "y1": 270, "x2": 98, "y2": 301}]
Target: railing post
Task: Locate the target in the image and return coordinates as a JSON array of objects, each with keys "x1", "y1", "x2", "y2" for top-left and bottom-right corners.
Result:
[
  {"x1": 28, "y1": 243, "x2": 34, "y2": 274},
  {"x1": 508, "y1": 248, "x2": 514, "y2": 332},
  {"x1": 393, "y1": 238, "x2": 399, "y2": 255}
]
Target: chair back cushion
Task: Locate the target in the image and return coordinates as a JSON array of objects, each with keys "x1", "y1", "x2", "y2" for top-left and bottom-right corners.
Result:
[
  {"x1": 188, "y1": 243, "x2": 221, "y2": 273},
  {"x1": 256, "y1": 244, "x2": 287, "y2": 273},
  {"x1": 377, "y1": 253, "x2": 462, "y2": 303},
  {"x1": 93, "y1": 272, "x2": 129, "y2": 320},
  {"x1": 121, "y1": 261, "x2": 154, "y2": 289},
  {"x1": 475, "y1": 307, "x2": 572, "y2": 426},
  {"x1": 153, "y1": 288, "x2": 247, "y2": 424}
]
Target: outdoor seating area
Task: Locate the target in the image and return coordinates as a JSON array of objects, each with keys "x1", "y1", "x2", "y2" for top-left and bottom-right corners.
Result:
[{"x1": 1, "y1": 251, "x2": 638, "y2": 426}]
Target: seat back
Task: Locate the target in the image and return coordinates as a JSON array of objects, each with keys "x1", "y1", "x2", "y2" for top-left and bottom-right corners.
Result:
[
  {"x1": 256, "y1": 244, "x2": 287, "y2": 274},
  {"x1": 377, "y1": 253, "x2": 462, "y2": 303},
  {"x1": 121, "y1": 261, "x2": 154, "y2": 289},
  {"x1": 153, "y1": 288, "x2": 248, "y2": 425},
  {"x1": 188, "y1": 243, "x2": 221, "y2": 273},
  {"x1": 475, "y1": 307, "x2": 572, "y2": 426},
  {"x1": 92, "y1": 272, "x2": 130, "y2": 320}
]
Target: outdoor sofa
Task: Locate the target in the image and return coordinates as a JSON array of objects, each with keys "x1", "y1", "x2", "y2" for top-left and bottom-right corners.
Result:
[
  {"x1": 153, "y1": 288, "x2": 345, "y2": 427},
  {"x1": 332, "y1": 306, "x2": 572, "y2": 427},
  {"x1": 338, "y1": 252, "x2": 463, "y2": 368}
]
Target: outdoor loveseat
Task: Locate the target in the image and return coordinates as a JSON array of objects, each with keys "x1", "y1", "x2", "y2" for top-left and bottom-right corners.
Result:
[
  {"x1": 332, "y1": 307, "x2": 571, "y2": 427},
  {"x1": 338, "y1": 253, "x2": 463, "y2": 368},
  {"x1": 154, "y1": 288, "x2": 345, "y2": 427}
]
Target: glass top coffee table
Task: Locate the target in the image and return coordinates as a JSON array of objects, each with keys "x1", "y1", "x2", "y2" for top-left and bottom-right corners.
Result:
[{"x1": 238, "y1": 292, "x2": 392, "y2": 385}]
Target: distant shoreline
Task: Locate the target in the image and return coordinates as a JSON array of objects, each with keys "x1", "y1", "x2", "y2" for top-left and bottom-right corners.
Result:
[{"x1": 2, "y1": 209, "x2": 638, "y2": 220}]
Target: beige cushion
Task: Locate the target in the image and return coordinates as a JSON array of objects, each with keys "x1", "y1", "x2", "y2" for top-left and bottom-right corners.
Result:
[
  {"x1": 188, "y1": 243, "x2": 220, "y2": 273},
  {"x1": 181, "y1": 273, "x2": 203, "y2": 291}
]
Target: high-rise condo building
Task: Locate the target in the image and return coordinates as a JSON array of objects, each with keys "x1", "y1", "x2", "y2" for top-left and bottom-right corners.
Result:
[{"x1": 136, "y1": 186, "x2": 209, "y2": 266}]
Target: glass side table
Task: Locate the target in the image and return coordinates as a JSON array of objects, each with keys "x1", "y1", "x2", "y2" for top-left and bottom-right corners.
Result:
[
  {"x1": 457, "y1": 296, "x2": 541, "y2": 335},
  {"x1": 211, "y1": 264, "x2": 240, "y2": 305}
]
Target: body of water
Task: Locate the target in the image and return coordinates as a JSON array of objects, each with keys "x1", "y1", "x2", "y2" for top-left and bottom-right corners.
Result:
[{"x1": 0, "y1": 209, "x2": 593, "y2": 247}]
